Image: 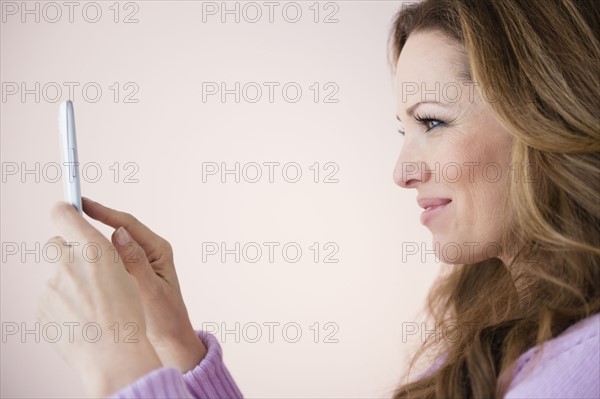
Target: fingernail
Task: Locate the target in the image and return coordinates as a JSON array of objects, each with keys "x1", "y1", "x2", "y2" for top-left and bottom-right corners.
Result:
[
  {"x1": 82, "y1": 196, "x2": 96, "y2": 204},
  {"x1": 115, "y1": 226, "x2": 132, "y2": 245}
]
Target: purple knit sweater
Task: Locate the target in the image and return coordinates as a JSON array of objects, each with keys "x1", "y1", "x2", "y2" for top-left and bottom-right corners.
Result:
[{"x1": 108, "y1": 313, "x2": 599, "y2": 398}]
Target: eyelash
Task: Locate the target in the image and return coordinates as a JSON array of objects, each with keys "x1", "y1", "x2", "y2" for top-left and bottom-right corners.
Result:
[
  {"x1": 415, "y1": 114, "x2": 447, "y2": 132},
  {"x1": 397, "y1": 114, "x2": 447, "y2": 136}
]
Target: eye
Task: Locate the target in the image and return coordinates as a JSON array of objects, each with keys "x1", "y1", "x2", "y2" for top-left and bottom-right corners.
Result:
[{"x1": 414, "y1": 114, "x2": 447, "y2": 132}]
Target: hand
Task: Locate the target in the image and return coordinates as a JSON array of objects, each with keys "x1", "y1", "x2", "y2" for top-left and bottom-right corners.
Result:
[
  {"x1": 81, "y1": 197, "x2": 207, "y2": 373},
  {"x1": 36, "y1": 202, "x2": 163, "y2": 397}
]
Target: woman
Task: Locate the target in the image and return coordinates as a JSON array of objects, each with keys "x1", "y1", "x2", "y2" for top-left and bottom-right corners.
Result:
[{"x1": 37, "y1": 0, "x2": 599, "y2": 398}]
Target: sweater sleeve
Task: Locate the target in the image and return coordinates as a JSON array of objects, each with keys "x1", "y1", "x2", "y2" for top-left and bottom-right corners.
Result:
[{"x1": 108, "y1": 330, "x2": 243, "y2": 399}]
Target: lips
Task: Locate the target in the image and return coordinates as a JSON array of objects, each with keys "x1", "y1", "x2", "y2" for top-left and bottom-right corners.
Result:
[
  {"x1": 417, "y1": 197, "x2": 452, "y2": 226},
  {"x1": 417, "y1": 197, "x2": 452, "y2": 210}
]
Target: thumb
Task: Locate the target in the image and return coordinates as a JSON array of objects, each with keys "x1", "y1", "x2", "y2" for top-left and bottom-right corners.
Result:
[{"x1": 112, "y1": 226, "x2": 154, "y2": 283}]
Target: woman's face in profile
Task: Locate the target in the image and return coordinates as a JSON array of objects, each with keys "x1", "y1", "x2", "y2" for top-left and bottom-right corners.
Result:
[{"x1": 394, "y1": 30, "x2": 515, "y2": 265}]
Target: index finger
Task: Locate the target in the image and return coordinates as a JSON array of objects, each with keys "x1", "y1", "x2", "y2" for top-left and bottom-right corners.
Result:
[{"x1": 81, "y1": 197, "x2": 165, "y2": 253}]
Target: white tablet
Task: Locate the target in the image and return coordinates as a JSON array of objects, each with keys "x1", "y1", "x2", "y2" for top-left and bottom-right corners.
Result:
[{"x1": 58, "y1": 100, "x2": 82, "y2": 214}]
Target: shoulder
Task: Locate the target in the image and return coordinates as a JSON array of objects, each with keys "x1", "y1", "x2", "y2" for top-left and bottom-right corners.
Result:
[{"x1": 504, "y1": 312, "x2": 600, "y2": 398}]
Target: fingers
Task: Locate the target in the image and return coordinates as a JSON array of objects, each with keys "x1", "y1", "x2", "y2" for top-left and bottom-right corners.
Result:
[
  {"x1": 51, "y1": 202, "x2": 105, "y2": 245},
  {"x1": 111, "y1": 226, "x2": 155, "y2": 286},
  {"x1": 36, "y1": 240, "x2": 75, "y2": 325},
  {"x1": 82, "y1": 197, "x2": 168, "y2": 257},
  {"x1": 44, "y1": 235, "x2": 79, "y2": 286},
  {"x1": 35, "y1": 282, "x2": 55, "y2": 323},
  {"x1": 43, "y1": 235, "x2": 94, "y2": 304}
]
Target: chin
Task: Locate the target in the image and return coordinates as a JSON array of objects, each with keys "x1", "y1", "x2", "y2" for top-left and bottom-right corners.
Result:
[{"x1": 432, "y1": 237, "x2": 491, "y2": 265}]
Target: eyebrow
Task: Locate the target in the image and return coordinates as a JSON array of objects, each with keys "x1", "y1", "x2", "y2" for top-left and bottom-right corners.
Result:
[{"x1": 396, "y1": 101, "x2": 449, "y2": 121}]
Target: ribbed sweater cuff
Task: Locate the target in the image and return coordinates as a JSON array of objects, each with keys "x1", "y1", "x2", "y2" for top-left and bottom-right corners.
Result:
[
  {"x1": 182, "y1": 330, "x2": 244, "y2": 398},
  {"x1": 107, "y1": 367, "x2": 194, "y2": 398},
  {"x1": 107, "y1": 330, "x2": 242, "y2": 399}
]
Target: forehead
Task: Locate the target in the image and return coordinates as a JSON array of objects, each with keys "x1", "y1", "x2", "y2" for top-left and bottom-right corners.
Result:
[{"x1": 395, "y1": 31, "x2": 467, "y2": 104}]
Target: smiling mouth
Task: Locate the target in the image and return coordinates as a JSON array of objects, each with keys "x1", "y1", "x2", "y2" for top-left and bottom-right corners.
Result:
[{"x1": 420, "y1": 201, "x2": 451, "y2": 226}]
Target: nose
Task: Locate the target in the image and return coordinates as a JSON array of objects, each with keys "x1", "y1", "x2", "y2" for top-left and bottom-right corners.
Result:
[{"x1": 393, "y1": 142, "x2": 428, "y2": 189}]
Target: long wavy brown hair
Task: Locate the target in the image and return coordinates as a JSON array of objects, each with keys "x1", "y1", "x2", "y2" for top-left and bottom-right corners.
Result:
[{"x1": 388, "y1": 1, "x2": 600, "y2": 398}]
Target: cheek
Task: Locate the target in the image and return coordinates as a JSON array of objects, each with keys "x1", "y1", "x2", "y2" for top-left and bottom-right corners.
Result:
[{"x1": 443, "y1": 129, "x2": 512, "y2": 235}]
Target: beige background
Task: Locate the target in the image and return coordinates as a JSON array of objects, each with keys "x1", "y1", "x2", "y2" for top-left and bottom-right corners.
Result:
[{"x1": 1, "y1": 1, "x2": 440, "y2": 397}]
